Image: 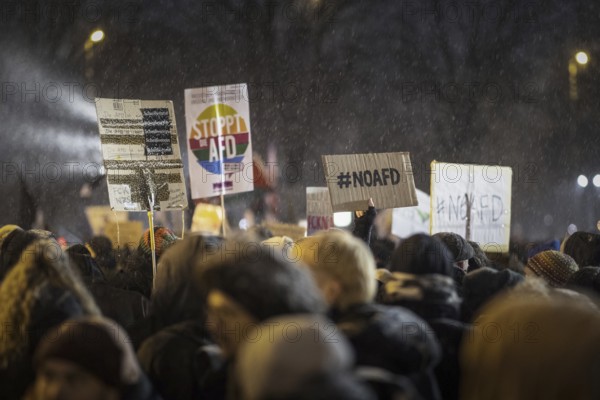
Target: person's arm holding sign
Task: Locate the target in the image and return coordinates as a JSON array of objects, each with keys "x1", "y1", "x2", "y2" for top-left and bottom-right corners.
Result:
[{"x1": 352, "y1": 198, "x2": 376, "y2": 245}]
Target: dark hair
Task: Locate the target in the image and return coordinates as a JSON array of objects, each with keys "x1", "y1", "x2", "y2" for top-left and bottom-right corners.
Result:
[
  {"x1": 88, "y1": 235, "x2": 117, "y2": 271},
  {"x1": 388, "y1": 234, "x2": 453, "y2": 276},
  {"x1": 564, "y1": 232, "x2": 600, "y2": 268},
  {"x1": 198, "y1": 244, "x2": 325, "y2": 321},
  {"x1": 567, "y1": 266, "x2": 600, "y2": 298}
]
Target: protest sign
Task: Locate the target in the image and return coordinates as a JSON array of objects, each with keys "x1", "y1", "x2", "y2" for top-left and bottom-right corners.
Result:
[
  {"x1": 321, "y1": 152, "x2": 417, "y2": 212},
  {"x1": 306, "y1": 187, "x2": 334, "y2": 235},
  {"x1": 85, "y1": 206, "x2": 129, "y2": 236},
  {"x1": 104, "y1": 221, "x2": 144, "y2": 249},
  {"x1": 263, "y1": 222, "x2": 306, "y2": 240},
  {"x1": 185, "y1": 83, "x2": 254, "y2": 198},
  {"x1": 430, "y1": 161, "x2": 512, "y2": 252},
  {"x1": 95, "y1": 98, "x2": 188, "y2": 212},
  {"x1": 191, "y1": 203, "x2": 224, "y2": 236},
  {"x1": 391, "y1": 189, "x2": 430, "y2": 238}
]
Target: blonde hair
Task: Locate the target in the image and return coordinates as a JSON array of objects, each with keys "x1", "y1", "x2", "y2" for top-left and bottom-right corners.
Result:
[
  {"x1": 461, "y1": 293, "x2": 600, "y2": 400},
  {"x1": 0, "y1": 238, "x2": 100, "y2": 367},
  {"x1": 296, "y1": 231, "x2": 376, "y2": 309}
]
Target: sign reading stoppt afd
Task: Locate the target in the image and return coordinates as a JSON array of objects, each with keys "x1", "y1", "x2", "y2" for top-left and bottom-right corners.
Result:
[{"x1": 322, "y1": 152, "x2": 418, "y2": 212}]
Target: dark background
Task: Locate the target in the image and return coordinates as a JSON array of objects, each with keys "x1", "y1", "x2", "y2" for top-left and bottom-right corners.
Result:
[{"x1": 1, "y1": 0, "x2": 599, "y2": 243}]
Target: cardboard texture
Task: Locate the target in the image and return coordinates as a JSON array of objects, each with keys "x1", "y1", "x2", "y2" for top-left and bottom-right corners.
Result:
[{"x1": 322, "y1": 152, "x2": 418, "y2": 212}]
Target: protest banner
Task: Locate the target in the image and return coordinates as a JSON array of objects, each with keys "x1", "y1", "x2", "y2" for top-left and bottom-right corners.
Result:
[
  {"x1": 104, "y1": 221, "x2": 144, "y2": 250},
  {"x1": 185, "y1": 83, "x2": 254, "y2": 199},
  {"x1": 95, "y1": 98, "x2": 188, "y2": 212},
  {"x1": 321, "y1": 152, "x2": 417, "y2": 212},
  {"x1": 306, "y1": 187, "x2": 334, "y2": 235},
  {"x1": 263, "y1": 222, "x2": 306, "y2": 240},
  {"x1": 191, "y1": 203, "x2": 225, "y2": 236},
  {"x1": 391, "y1": 188, "x2": 430, "y2": 238},
  {"x1": 430, "y1": 161, "x2": 512, "y2": 252},
  {"x1": 85, "y1": 206, "x2": 129, "y2": 236}
]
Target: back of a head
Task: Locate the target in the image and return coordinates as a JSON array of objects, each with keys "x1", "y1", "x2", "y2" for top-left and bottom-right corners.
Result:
[
  {"x1": 525, "y1": 250, "x2": 579, "y2": 287},
  {"x1": 296, "y1": 230, "x2": 377, "y2": 309},
  {"x1": 388, "y1": 234, "x2": 453, "y2": 276},
  {"x1": 564, "y1": 231, "x2": 600, "y2": 268},
  {"x1": 461, "y1": 294, "x2": 600, "y2": 400},
  {"x1": 432, "y1": 232, "x2": 475, "y2": 263},
  {"x1": 198, "y1": 241, "x2": 325, "y2": 322},
  {"x1": 0, "y1": 228, "x2": 51, "y2": 281},
  {"x1": 152, "y1": 234, "x2": 223, "y2": 326},
  {"x1": 236, "y1": 314, "x2": 354, "y2": 400},
  {"x1": 567, "y1": 266, "x2": 600, "y2": 298},
  {"x1": 462, "y1": 267, "x2": 524, "y2": 322},
  {"x1": 34, "y1": 316, "x2": 141, "y2": 394}
]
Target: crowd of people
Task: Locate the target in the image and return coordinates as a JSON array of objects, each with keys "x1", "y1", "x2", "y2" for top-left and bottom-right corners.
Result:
[{"x1": 1, "y1": 205, "x2": 600, "y2": 400}]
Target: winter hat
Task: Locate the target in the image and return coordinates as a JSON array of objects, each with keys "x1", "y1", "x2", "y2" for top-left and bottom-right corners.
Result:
[
  {"x1": 566, "y1": 267, "x2": 600, "y2": 297},
  {"x1": 526, "y1": 250, "x2": 578, "y2": 287},
  {"x1": 0, "y1": 228, "x2": 51, "y2": 281},
  {"x1": 563, "y1": 232, "x2": 600, "y2": 268},
  {"x1": 34, "y1": 316, "x2": 141, "y2": 390},
  {"x1": 138, "y1": 226, "x2": 179, "y2": 260},
  {"x1": 381, "y1": 272, "x2": 462, "y2": 321},
  {"x1": 388, "y1": 234, "x2": 453, "y2": 276},
  {"x1": 236, "y1": 314, "x2": 354, "y2": 400},
  {"x1": 527, "y1": 239, "x2": 561, "y2": 260},
  {"x1": 0, "y1": 225, "x2": 21, "y2": 250},
  {"x1": 462, "y1": 267, "x2": 524, "y2": 322},
  {"x1": 433, "y1": 232, "x2": 475, "y2": 262}
]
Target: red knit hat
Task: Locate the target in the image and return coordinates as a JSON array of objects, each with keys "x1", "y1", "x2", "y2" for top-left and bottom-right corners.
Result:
[
  {"x1": 526, "y1": 250, "x2": 579, "y2": 287},
  {"x1": 138, "y1": 226, "x2": 179, "y2": 260}
]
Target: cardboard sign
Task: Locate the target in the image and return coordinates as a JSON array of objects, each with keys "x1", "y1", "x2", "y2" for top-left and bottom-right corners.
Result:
[
  {"x1": 430, "y1": 161, "x2": 512, "y2": 252},
  {"x1": 263, "y1": 222, "x2": 306, "y2": 241},
  {"x1": 391, "y1": 189, "x2": 430, "y2": 238},
  {"x1": 185, "y1": 84, "x2": 254, "y2": 198},
  {"x1": 306, "y1": 187, "x2": 334, "y2": 235},
  {"x1": 191, "y1": 203, "x2": 224, "y2": 236},
  {"x1": 95, "y1": 98, "x2": 188, "y2": 212},
  {"x1": 104, "y1": 221, "x2": 144, "y2": 249},
  {"x1": 321, "y1": 152, "x2": 418, "y2": 212},
  {"x1": 85, "y1": 206, "x2": 129, "y2": 236}
]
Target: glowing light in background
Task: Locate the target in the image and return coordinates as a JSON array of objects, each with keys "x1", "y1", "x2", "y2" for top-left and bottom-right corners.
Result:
[
  {"x1": 90, "y1": 30, "x2": 105, "y2": 43},
  {"x1": 593, "y1": 174, "x2": 600, "y2": 188},
  {"x1": 334, "y1": 212, "x2": 352, "y2": 227},
  {"x1": 575, "y1": 51, "x2": 589, "y2": 65},
  {"x1": 577, "y1": 175, "x2": 589, "y2": 188}
]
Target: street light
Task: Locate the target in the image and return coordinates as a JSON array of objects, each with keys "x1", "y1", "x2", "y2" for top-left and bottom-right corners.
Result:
[
  {"x1": 593, "y1": 174, "x2": 600, "y2": 188},
  {"x1": 90, "y1": 30, "x2": 105, "y2": 43},
  {"x1": 84, "y1": 29, "x2": 105, "y2": 80},
  {"x1": 569, "y1": 50, "x2": 589, "y2": 100},
  {"x1": 577, "y1": 175, "x2": 589, "y2": 188},
  {"x1": 576, "y1": 51, "x2": 589, "y2": 65}
]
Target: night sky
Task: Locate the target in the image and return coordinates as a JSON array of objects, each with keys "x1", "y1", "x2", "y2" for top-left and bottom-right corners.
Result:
[{"x1": 1, "y1": 0, "x2": 599, "y2": 243}]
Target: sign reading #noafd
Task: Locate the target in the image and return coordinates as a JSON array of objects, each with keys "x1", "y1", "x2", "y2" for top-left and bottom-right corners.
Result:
[
  {"x1": 430, "y1": 161, "x2": 512, "y2": 253},
  {"x1": 321, "y1": 152, "x2": 418, "y2": 212}
]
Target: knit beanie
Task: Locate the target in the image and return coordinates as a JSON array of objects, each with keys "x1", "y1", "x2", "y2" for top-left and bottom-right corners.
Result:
[
  {"x1": 433, "y1": 232, "x2": 475, "y2": 262},
  {"x1": 462, "y1": 267, "x2": 524, "y2": 321},
  {"x1": 34, "y1": 317, "x2": 141, "y2": 390},
  {"x1": 138, "y1": 227, "x2": 179, "y2": 260},
  {"x1": 526, "y1": 250, "x2": 578, "y2": 287}
]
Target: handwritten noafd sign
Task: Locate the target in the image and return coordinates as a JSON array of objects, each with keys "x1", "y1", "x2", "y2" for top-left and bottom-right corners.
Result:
[
  {"x1": 95, "y1": 98, "x2": 188, "y2": 212},
  {"x1": 185, "y1": 83, "x2": 254, "y2": 199},
  {"x1": 322, "y1": 152, "x2": 418, "y2": 212},
  {"x1": 306, "y1": 187, "x2": 334, "y2": 235},
  {"x1": 430, "y1": 161, "x2": 512, "y2": 253}
]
